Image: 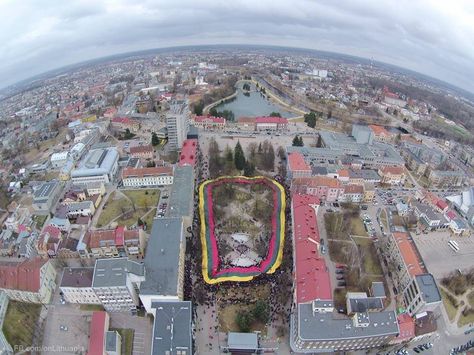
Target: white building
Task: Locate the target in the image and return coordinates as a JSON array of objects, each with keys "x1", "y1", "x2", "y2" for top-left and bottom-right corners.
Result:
[
  {"x1": 71, "y1": 148, "x2": 119, "y2": 185},
  {"x1": 60, "y1": 268, "x2": 101, "y2": 304},
  {"x1": 70, "y1": 142, "x2": 86, "y2": 160},
  {"x1": 92, "y1": 258, "x2": 145, "y2": 313},
  {"x1": 121, "y1": 167, "x2": 174, "y2": 188},
  {"x1": 50, "y1": 151, "x2": 69, "y2": 168},
  {"x1": 166, "y1": 100, "x2": 189, "y2": 150}
]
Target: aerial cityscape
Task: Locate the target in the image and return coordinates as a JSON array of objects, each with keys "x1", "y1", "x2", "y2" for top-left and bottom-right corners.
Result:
[{"x1": 0, "y1": 2, "x2": 474, "y2": 355}]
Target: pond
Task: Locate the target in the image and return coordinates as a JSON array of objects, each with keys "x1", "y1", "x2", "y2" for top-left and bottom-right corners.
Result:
[{"x1": 214, "y1": 82, "x2": 296, "y2": 119}]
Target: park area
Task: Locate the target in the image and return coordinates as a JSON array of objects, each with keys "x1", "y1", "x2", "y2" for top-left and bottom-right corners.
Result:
[
  {"x1": 96, "y1": 189, "x2": 159, "y2": 228},
  {"x1": 199, "y1": 176, "x2": 285, "y2": 284},
  {"x1": 439, "y1": 268, "x2": 474, "y2": 327},
  {"x1": 2, "y1": 301, "x2": 41, "y2": 350},
  {"x1": 324, "y1": 207, "x2": 386, "y2": 311}
]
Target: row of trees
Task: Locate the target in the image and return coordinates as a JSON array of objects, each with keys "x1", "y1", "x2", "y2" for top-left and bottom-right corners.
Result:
[
  {"x1": 292, "y1": 135, "x2": 304, "y2": 146},
  {"x1": 304, "y1": 111, "x2": 323, "y2": 128},
  {"x1": 209, "y1": 107, "x2": 235, "y2": 121},
  {"x1": 235, "y1": 300, "x2": 270, "y2": 332},
  {"x1": 208, "y1": 138, "x2": 276, "y2": 177}
]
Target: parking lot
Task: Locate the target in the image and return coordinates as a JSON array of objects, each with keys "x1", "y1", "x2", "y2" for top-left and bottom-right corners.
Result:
[{"x1": 411, "y1": 230, "x2": 474, "y2": 278}]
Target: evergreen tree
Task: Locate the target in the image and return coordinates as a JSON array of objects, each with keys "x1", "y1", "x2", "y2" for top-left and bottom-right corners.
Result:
[
  {"x1": 234, "y1": 141, "x2": 246, "y2": 170},
  {"x1": 292, "y1": 135, "x2": 300, "y2": 146},
  {"x1": 243, "y1": 160, "x2": 255, "y2": 176},
  {"x1": 151, "y1": 132, "x2": 160, "y2": 146},
  {"x1": 269, "y1": 112, "x2": 281, "y2": 117}
]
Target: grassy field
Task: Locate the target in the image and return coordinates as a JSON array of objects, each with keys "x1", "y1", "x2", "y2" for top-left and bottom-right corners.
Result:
[
  {"x1": 2, "y1": 301, "x2": 41, "y2": 349},
  {"x1": 96, "y1": 191, "x2": 133, "y2": 227},
  {"x1": 79, "y1": 304, "x2": 104, "y2": 311},
  {"x1": 115, "y1": 209, "x2": 147, "y2": 227},
  {"x1": 468, "y1": 291, "x2": 474, "y2": 308},
  {"x1": 440, "y1": 289, "x2": 458, "y2": 321},
  {"x1": 350, "y1": 218, "x2": 368, "y2": 236},
  {"x1": 111, "y1": 328, "x2": 134, "y2": 355},
  {"x1": 458, "y1": 307, "x2": 474, "y2": 328},
  {"x1": 353, "y1": 237, "x2": 383, "y2": 275},
  {"x1": 123, "y1": 190, "x2": 160, "y2": 208},
  {"x1": 142, "y1": 208, "x2": 157, "y2": 230},
  {"x1": 324, "y1": 212, "x2": 350, "y2": 240},
  {"x1": 219, "y1": 304, "x2": 267, "y2": 334},
  {"x1": 32, "y1": 214, "x2": 48, "y2": 228}
]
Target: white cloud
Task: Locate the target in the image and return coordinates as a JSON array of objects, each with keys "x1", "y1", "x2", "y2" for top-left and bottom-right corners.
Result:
[{"x1": 0, "y1": 0, "x2": 473, "y2": 92}]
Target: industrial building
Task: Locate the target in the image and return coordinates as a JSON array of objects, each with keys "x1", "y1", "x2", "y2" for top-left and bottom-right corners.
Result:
[{"x1": 71, "y1": 147, "x2": 119, "y2": 185}]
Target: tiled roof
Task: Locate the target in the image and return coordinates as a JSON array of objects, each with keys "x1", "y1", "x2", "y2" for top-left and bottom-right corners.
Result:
[
  {"x1": 293, "y1": 176, "x2": 342, "y2": 188},
  {"x1": 0, "y1": 258, "x2": 47, "y2": 292},
  {"x1": 292, "y1": 194, "x2": 332, "y2": 303},
  {"x1": 122, "y1": 166, "x2": 173, "y2": 178},
  {"x1": 255, "y1": 116, "x2": 288, "y2": 124},
  {"x1": 393, "y1": 232, "x2": 424, "y2": 277},
  {"x1": 129, "y1": 145, "x2": 154, "y2": 155},
  {"x1": 178, "y1": 139, "x2": 198, "y2": 167},
  {"x1": 288, "y1": 152, "x2": 311, "y2": 172}
]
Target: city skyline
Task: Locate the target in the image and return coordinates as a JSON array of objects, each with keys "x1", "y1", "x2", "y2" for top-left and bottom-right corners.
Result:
[{"x1": 0, "y1": 0, "x2": 473, "y2": 93}]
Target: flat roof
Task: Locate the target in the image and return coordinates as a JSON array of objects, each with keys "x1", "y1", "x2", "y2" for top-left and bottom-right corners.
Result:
[
  {"x1": 60, "y1": 267, "x2": 94, "y2": 288},
  {"x1": 298, "y1": 303, "x2": 399, "y2": 341},
  {"x1": 167, "y1": 166, "x2": 194, "y2": 218},
  {"x1": 141, "y1": 218, "x2": 183, "y2": 296},
  {"x1": 415, "y1": 274, "x2": 441, "y2": 304},
  {"x1": 33, "y1": 180, "x2": 59, "y2": 200},
  {"x1": 227, "y1": 332, "x2": 258, "y2": 350},
  {"x1": 92, "y1": 258, "x2": 144, "y2": 288},
  {"x1": 151, "y1": 301, "x2": 192, "y2": 355},
  {"x1": 72, "y1": 148, "x2": 118, "y2": 178}
]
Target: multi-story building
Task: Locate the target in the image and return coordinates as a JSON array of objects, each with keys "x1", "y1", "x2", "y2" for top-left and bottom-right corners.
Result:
[
  {"x1": 111, "y1": 117, "x2": 140, "y2": 132},
  {"x1": 255, "y1": 116, "x2": 288, "y2": 131},
  {"x1": 139, "y1": 217, "x2": 186, "y2": 313},
  {"x1": 129, "y1": 145, "x2": 154, "y2": 160},
  {"x1": 447, "y1": 187, "x2": 474, "y2": 227},
  {"x1": 378, "y1": 166, "x2": 406, "y2": 185},
  {"x1": 287, "y1": 152, "x2": 312, "y2": 179},
  {"x1": 290, "y1": 194, "x2": 399, "y2": 353},
  {"x1": 352, "y1": 124, "x2": 374, "y2": 145},
  {"x1": 81, "y1": 226, "x2": 146, "y2": 258},
  {"x1": 92, "y1": 258, "x2": 145, "y2": 313},
  {"x1": 178, "y1": 139, "x2": 198, "y2": 167},
  {"x1": 363, "y1": 183, "x2": 376, "y2": 203},
  {"x1": 384, "y1": 232, "x2": 425, "y2": 292},
  {"x1": 60, "y1": 267, "x2": 101, "y2": 304},
  {"x1": 341, "y1": 184, "x2": 364, "y2": 203},
  {"x1": 411, "y1": 201, "x2": 448, "y2": 230},
  {"x1": 368, "y1": 125, "x2": 393, "y2": 143},
  {"x1": 348, "y1": 169, "x2": 381, "y2": 185},
  {"x1": 402, "y1": 274, "x2": 441, "y2": 316},
  {"x1": 193, "y1": 115, "x2": 226, "y2": 130},
  {"x1": 0, "y1": 258, "x2": 56, "y2": 304},
  {"x1": 291, "y1": 176, "x2": 344, "y2": 202},
  {"x1": 166, "y1": 100, "x2": 189, "y2": 150},
  {"x1": 122, "y1": 167, "x2": 173, "y2": 188},
  {"x1": 71, "y1": 148, "x2": 119, "y2": 185},
  {"x1": 32, "y1": 180, "x2": 63, "y2": 214},
  {"x1": 427, "y1": 169, "x2": 465, "y2": 187},
  {"x1": 50, "y1": 151, "x2": 69, "y2": 168}
]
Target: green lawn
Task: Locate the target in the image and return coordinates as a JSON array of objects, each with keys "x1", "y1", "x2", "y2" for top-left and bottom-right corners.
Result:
[
  {"x1": 353, "y1": 237, "x2": 383, "y2": 275},
  {"x1": 123, "y1": 189, "x2": 160, "y2": 208},
  {"x1": 2, "y1": 301, "x2": 41, "y2": 349},
  {"x1": 33, "y1": 214, "x2": 48, "y2": 229},
  {"x1": 110, "y1": 328, "x2": 134, "y2": 355},
  {"x1": 142, "y1": 208, "x2": 157, "y2": 230},
  {"x1": 96, "y1": 192, "x2": 133, "y2": 227},
  {"x1": 440, "y1": 289, "x2": 458, "y2": 322},
  {"x1": 458, "y1": 307, "x2": 474, "y2": 328},
  {"x1": 351, "y1": 218, "x2": 368, "y2": 236},
  {"x1": 79, "y1": 304, "x2": 104, "y2": 311},
  {"x1": 468, "y1": 291, "x2": 474, "y2": 308},
  {"x1": 115, "y1": 208, "x2": 147, "y2": 227}
]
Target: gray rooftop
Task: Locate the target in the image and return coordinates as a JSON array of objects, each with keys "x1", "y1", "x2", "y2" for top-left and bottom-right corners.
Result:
[
  {"x1": 61, "y1": 267, "x2": 95, "y2": 288},
  {"x1": 151, "y1": 301, "x2": 192, "y2": 355},
  {"x1": 371, "y1": 282, "x2": 386, "y2": 298},
  {"x1": 105, "y1": 331, "x2": 119, "y2": 352},
  {"x1": 227, "y1": 332, "x2": 258, "y2": 350},
  {"x1": 415, "y1": 274, "x2": 441, "y2": 305},
  {"x1": 349, "y1": 169, "x2": 381, "y2": 180},
  {"x1": 348, "y1": 297, "x2": 384, "y2": 313},
  {"x1": 33, "y1": 180, "x2": 60, "y2": 201},
  {"x1": 72, "y1": 147, "x2": 118, "y2": 178},
  {"x1": 141, "y1": 218, "x2": 183, "y2": 296},
  {"x1": 92, "y1": 257, "x2": 144, "y2": 288},
  {"x1": 297, "y1": 303, "x2": 399, "y2": 341},
  {"x1": 167, "y1": 166, "x2": 194, "y2": 219}
]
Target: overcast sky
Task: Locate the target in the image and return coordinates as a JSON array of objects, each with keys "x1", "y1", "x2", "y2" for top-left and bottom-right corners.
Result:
[{"x1": 1, "y1": 0, "x2": 473, "y2": 92}]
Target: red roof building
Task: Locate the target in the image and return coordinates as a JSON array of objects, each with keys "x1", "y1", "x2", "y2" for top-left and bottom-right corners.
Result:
[
  {"x1": 255, "y1": 116, "x2": 288, "y2": 130},
  {"x1": 292, "y1": 194, "x2": 332, "y2": 303},
  {"x1": 179, "y1": 139, "x2": 198, "y2": 167},
  {"x1": 392, "y1": 313, "x2": 415, "y2": 343},
  {"x1": 193, "y1": 115, "x2": 226, "y2": 130},
  {"x1": 129, "y1": 145, "x2": 154, "y2": 159},
  {"x1": 87, "y1": 311, "x2": 109, "y2": 355},
  {"x1": 288, "y1": 153, "x2": 311, "y2": 178},
  {"x1": 291, "y1": 177, "x2": 345, "y2": 203}
]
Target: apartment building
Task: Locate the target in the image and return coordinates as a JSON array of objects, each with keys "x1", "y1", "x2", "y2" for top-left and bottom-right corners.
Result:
[
  {"x1": 384, "y1": 232, "x2": 425, "y2": 292},
  {"x1": 403, "y1": 274, "x2": 441, "y2": 316},
  {"x1": 193, "y1": 115, "x2": 226, "y2": 130},
  {"x1": 291, "y1": 176, "x2": 344, "y2": 202},
  {"x1": 287, "y1": 152, "x2": 312, "y2": 179},
  {"x1": 122, "y1": 166, "x2": 173, "y2": 188},
  {"x1": 60, "y1": 267, "x2": 101, "y2": 304},
  {"x1": 111, "y1": 117, "x2": 140, "y2": 132},
  {"x1": 92, "y1": 258, "x2": 145, "y2": 313},
  {"x1": 0, "y1": 258, "x2": 56, "y2": 304},
  {"x1": 427, "y1": 169, "x2": 465, "y2": 187},
  {"x1": 32, "y1": 180, "x2": 63, "y2": 214},
  {"x1": 255, "y1": 116, "x2": 288, "y2": 131},
  {"x1": 81, "y1": 226, "x2": 146, "y2": 258},
  {"x1": 166, "y1": 100, "x2": 189, "y2": 150},
  {"x1": 129, "y1": 145, "x2": 154, "y2": 160},
  {"x1": 341, "y1": 184, "x2": 364, "y2": 203},
  {"x1": 378, "y1": 166, "x2": 406, "y2": 185}
]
